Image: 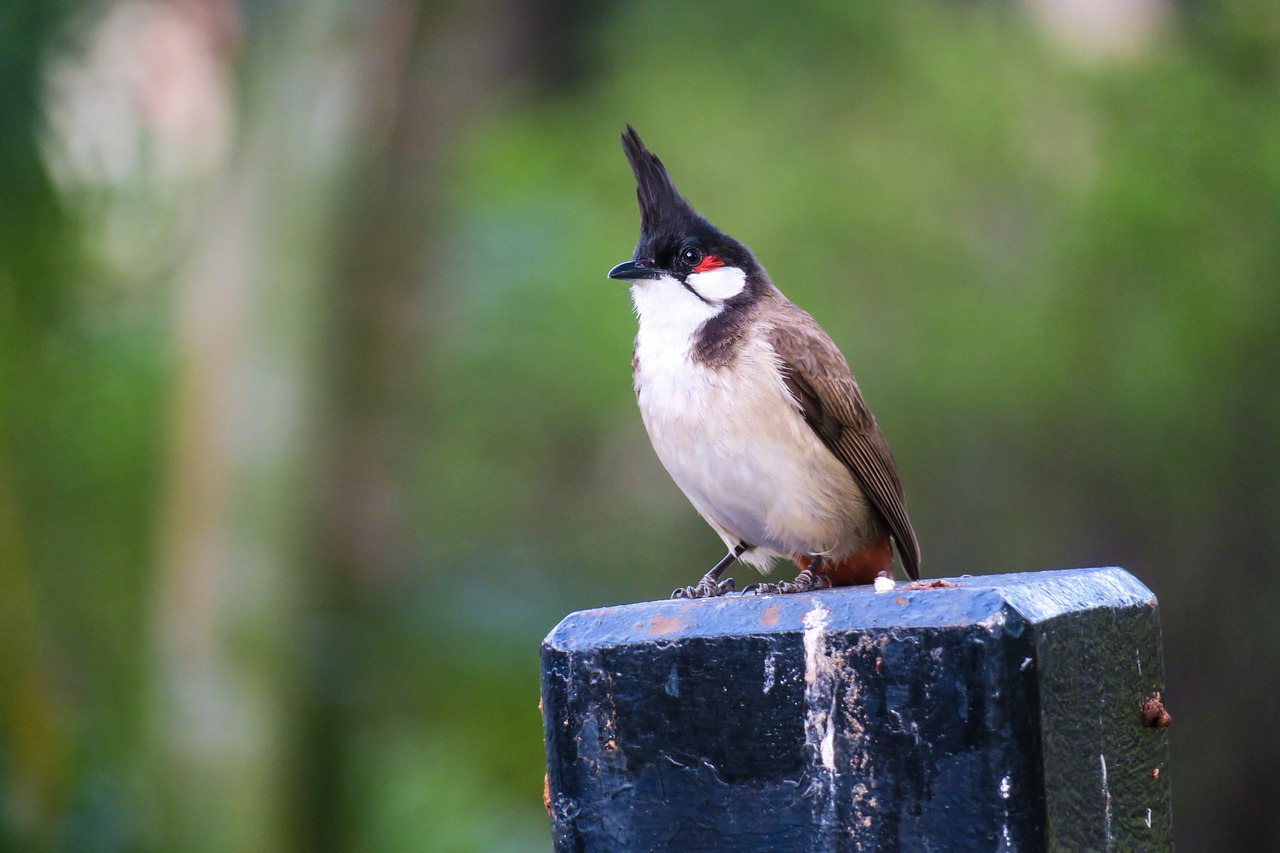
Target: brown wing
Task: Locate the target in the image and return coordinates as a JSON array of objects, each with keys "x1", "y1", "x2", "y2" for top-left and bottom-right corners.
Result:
[{"x1": 768, "y1": 305, "x2": 921, "y2": 579}]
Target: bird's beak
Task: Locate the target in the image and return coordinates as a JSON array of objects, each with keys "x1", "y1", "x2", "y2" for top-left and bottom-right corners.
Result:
[{"x1": 607, "y1": 260, "x2": 661, "y2": 281}]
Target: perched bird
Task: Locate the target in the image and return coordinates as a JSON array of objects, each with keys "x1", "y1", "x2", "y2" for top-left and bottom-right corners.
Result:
[{"x1": 608, "y1": 126, "x2": 921, "y2": 598}]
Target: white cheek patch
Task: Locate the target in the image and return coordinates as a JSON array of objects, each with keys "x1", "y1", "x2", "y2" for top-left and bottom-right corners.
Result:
[{"x1": 686, "y1": 265, "x2": 747, "y2": 301}]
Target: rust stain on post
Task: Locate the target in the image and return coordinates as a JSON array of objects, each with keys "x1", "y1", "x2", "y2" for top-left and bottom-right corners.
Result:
[
  {"x1": 648, "y1": 614, "x2": 684, "y2": 635},
  {"x1": 1141, "y1": 692, "x2": 1172, "y2": 727}
]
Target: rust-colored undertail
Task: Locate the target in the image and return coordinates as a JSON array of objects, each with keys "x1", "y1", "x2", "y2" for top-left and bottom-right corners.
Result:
[{"x1": 795, "y1": 534, "x2": 893, "y2": 586}]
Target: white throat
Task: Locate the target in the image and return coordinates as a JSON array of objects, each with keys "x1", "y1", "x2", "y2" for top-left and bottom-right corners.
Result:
[
  {"x1": 630, "y1": 275, "x2": 718, "y2": 342},
  {"x1": 628, "y1": 267, "x2": 747, "y2": 344}
]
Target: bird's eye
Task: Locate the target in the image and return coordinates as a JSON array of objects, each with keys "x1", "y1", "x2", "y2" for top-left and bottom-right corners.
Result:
[{"x1": 681, "y1": 247, "x2": 703, "y2": 266}]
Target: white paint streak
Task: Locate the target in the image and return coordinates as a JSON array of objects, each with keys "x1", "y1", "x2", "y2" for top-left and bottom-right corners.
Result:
[
  {"x1": 1145, "y1": 807, "x2": 1152, "y2": 829},
  {"x1": 820, "y1": 717, "x2": 835, "y2": 770},
  {"x1": 762, "y1": 650, "x2": 776, "y2": 694},
  {"x1": 1101, "y1": 753, "x2": 1114, "y2": 850},
  {"x1": 998, "y1": 775, "x2": 1014, "y2": 849},
  {"x1": 802, "y1": 601, "x2": 838, "y2": 785},
  {"x1": 802, "y1": 602, "x2": 831, "y2": 688}
]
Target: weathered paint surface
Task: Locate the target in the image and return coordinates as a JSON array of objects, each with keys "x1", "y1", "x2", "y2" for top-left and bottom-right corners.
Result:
[{"x1": 541, "y1": 567, "x2": 1173, "y2": 851}]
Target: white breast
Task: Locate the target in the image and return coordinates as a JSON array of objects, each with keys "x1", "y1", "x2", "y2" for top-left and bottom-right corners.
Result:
[{"x1": 631, "y1": 279, "x2": 871, "y2": 573}]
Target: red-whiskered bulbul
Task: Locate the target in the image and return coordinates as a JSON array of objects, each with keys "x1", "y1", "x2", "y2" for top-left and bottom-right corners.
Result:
[{"x1": 608, "y1": 126, "x2": 921, "y2": 598}]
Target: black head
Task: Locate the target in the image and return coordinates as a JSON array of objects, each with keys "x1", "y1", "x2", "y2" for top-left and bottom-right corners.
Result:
[{"x1": 608, "y1": 126, "x2": 757, "y2": 284}]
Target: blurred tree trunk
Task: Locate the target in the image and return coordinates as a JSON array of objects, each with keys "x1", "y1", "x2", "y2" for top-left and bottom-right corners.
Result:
[
  {"x1": 153, "y1": 0, "x2": 607, "y2": 846},
  {"x1": 0, "y1": 3, "x2": 84, "y2": 848},
  {"x1": 151, "y1": 3, "x2": 410, "y2": 849},
  {"x1": 300, "y1": 1, "x2": 539, "y2": 848},
  {"x1": 153, "y1": 0, "x2": 558, "y2": 847}
]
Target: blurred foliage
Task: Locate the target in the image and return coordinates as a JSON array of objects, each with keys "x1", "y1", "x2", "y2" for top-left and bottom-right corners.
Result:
[{"x1": 1, "y1": 0, "x2": 1278, "y2": 850}]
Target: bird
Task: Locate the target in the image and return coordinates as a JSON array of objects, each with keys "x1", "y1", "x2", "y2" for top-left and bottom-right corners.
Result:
[{"x1": 607, "y1": 126, "x2": 921, "y2": 599}]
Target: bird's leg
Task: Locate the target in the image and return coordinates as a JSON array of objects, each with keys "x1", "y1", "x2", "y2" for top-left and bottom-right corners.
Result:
[
  {"x1": 672, "y1": 542, "x2": 750, "y2": 599},
  {"x1": 745, "y1": 555, "x2": 834, "y2": 595}
]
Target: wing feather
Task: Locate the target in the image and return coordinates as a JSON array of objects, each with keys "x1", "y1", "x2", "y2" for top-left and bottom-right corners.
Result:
[{"x1": 769, "y1": 306, "x2": 921, "y2": 579}]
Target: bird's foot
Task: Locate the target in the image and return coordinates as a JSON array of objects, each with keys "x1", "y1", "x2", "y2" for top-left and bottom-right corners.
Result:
[
  {"x1": 671, "y1": 574, "x2": 736, "y2": 599},
  {"x1": 743, "y1": 569, "x2": 831, "y2": 596}
]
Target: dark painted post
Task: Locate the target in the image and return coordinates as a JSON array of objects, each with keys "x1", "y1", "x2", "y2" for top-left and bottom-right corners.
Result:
[{"x1": 541, "y1": 567, "x2": 1172, "y2": 851}]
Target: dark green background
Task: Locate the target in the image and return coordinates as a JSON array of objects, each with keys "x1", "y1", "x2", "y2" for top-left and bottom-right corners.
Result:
[{"x1": 2, "y1": 1, "x2": 1276, "y2": 850}]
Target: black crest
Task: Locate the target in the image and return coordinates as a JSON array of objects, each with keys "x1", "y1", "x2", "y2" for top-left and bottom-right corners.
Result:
[{"x1": 620, "y1": 126, "x2": 705, "y2": 238}]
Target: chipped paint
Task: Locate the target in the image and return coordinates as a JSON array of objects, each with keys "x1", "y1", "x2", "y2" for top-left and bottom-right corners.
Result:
[
  {"x1": 843, "y1": 634, "x2": 885, "y2": 840},
  {"x1": 762, "y1": 649, "x2": 777, "y2": 694},
  {"x1": 978, "y1": 606, "x2": 1008, "y2": 631},
  {"x1": 571, "y1": 653, "x2": 621, "y2": 779},
  {"x1": 850, "y1": 782, "x2": 873, "y2": 832}
]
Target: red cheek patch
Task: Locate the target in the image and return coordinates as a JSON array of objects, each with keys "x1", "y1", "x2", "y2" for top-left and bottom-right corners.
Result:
[{"x1": 692, "y1": 254, "x2": 724, "y2": 273}]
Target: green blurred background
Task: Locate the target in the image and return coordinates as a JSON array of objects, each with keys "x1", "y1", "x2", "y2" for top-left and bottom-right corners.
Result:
[{"x1": 2, "y1": 0, "x2": 1277, "y2": 849}]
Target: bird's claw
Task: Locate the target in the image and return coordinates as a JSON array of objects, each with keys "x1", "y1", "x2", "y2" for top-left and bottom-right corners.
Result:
[
  {"x1": 742, "y1": 569, "x2": 830, "y2": 595},
  {"x1": 671, "y1": 575, "x2": 736, "y2": 599}
]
